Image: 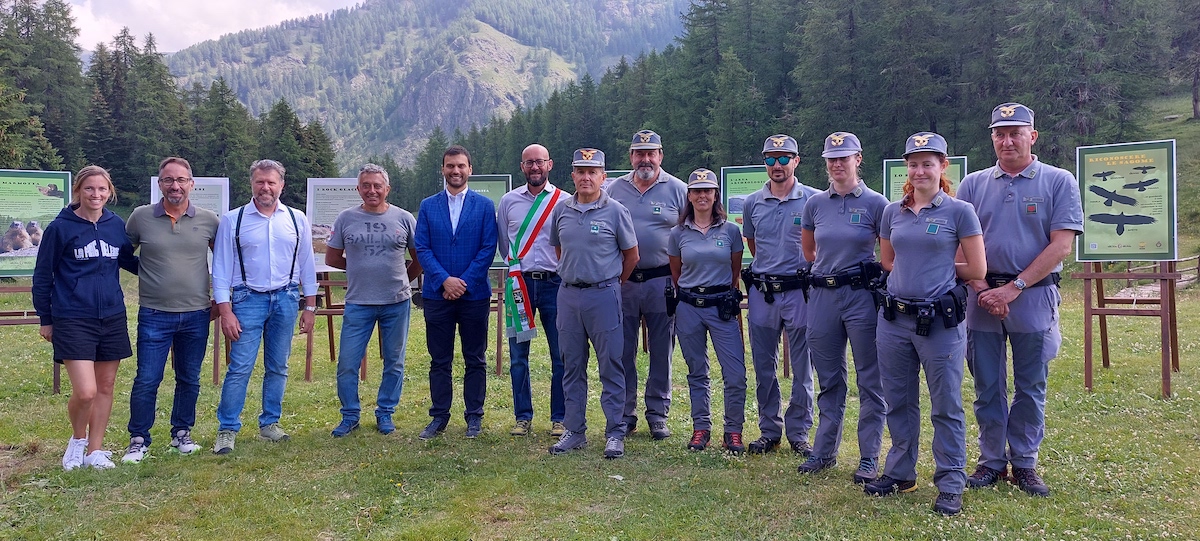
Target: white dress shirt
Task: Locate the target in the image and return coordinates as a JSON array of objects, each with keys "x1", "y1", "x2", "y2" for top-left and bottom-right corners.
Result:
[{"x1": 212, "y1": 202, "x2": 318, "y2": 303}]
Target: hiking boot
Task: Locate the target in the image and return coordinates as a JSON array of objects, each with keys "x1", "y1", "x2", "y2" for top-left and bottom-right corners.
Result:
[
  {"x1": 797, "y1": 455, "x2": 837, "y2": 474},
  {"x1": 213, "y1": 430, "x2": 236, "y2": 454},
  {"x1": 604, "y1": 437, "x2": 625, "y2": 459},
  {"x1": 1011, "y1": 467, "x2": 1050, "y2": 497},
  {"x1": 748, "y1": 436, "x2": 780, "y2": 454},
  {"x1": 649, "y1": 421, "x2": 671, "y2": 440},
  {"x1": 83, "y1": 450, "x2": 115, "y2": 470},
  {"x1": 510, "y1": 420, "x2": 532, "y2": 436},
  {"x1": 465, "y1": 416, "x2": 483, "y2": 439},
  {"x1": 723, "y1": 432, "x2": 745, "y2": 454},
  {"x1": 259, "y1": 423, "x2": 290, "y2": 442},
  {"x1": 122, "y1": 436, "x2": 149, "y2": 464},
  {"x1": 789, "y1": 439, "x2": 813, "y2": 457},
  {"x1": 853, "y1": 457, "x2": 879, "y2": 484},
  {"x1": 331, "y1": 419, "x2": 359, "y2": 438},
  {"x1": 376, "y1": 415, "x2": 395, "y2": 435},
  {"x1": 864, "y1": 475, "x2": 918, "y2": 497},
  {"x1": 687, "y1": 429, "x2": 710, "y2": 451},
  {"x1": 933, "y1": 492, "x2": 963, "y2": 516},
  {"x1": 967, "y1": 464, "x2": 1008, "y2": 489},
  {"x1": 170, "y1": 430, "x2": 201, "y2": 455},
  {"x1": 549, "y1": 430, "x2": 587, "y2": 454},
  {"x1": 549, "y1": 421, "x2": 566, "y2": 437},
  {"x1": 62, "y1": 437, "x2": 87, "y2": 471},
  {"x1": 419, "y1": 418, "x2": 447, "y2": 440}
]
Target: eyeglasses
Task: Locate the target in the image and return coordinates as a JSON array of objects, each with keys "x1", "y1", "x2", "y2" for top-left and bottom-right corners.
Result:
[
  {"x1": 158, "y1": 177, "x2": 193, "y2": 185},
  {"x1": 521, "y1": 159, "x2": 550, "y2": 167},
  {"x1": 764, "y1": 156, "x2": 794, "y2": 166}
]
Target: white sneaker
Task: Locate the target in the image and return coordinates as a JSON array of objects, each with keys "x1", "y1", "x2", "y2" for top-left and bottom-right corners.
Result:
[
  {"x1": 122, "y1": 436, "x2": 149, "y2": 463},
  {"x1": 83, "y1": 449, "x2": 116, "y2": 470},
  {"x1": 170, "y1": 429, "x2": 201, "y2": 455},
  {"x1": 62, "y1": 437, "x2": 87, "y2": 471}
]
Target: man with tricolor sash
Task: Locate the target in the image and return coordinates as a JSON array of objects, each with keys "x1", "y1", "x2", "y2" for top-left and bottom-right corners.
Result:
[{"x1": 498, "y1": 144, "x2": 567, "y2": 438}]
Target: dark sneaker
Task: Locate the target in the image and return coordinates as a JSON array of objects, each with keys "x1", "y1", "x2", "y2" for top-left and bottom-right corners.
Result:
[
  {"x1": 465, "y1": 416, "x2": 483, "y2": 439},
  {"x1": 510, "y1": 420, "x2": 532, "y2": 436},
  {"x1": 376, "y1": 415, "x2": 395, "y2": 435},
  {"x1": 853, "y1": 457, "x2": 879, "y2": 484},
  {"x1": 933, "y1": 492, "x2": 963, "y2": 516},
  {"x1": 549, "y1": 430, "x2": 587, "y2": 454},
  {"x1": 967, "y1": 464, "x2": 1008, "y2": 489},
  {"x1": 797, "y1": 455, "x2": 837, "y2": 474},
  {"x1": 649, "y1": 421, "x2": 671, "y2": 440},
  {"x1": 419, "y1": 419, "x2": 447, "y2": 440},
  {"x1": 687, "y1": 430, "x2": 710, "y2": 451},
  {"x1": 603, "y1": 437, "x2": 625, "y2": 459},
  {"x1": 789, "y1": 439, "x2": 813, "y2": 457},
  {"x1": 747, "y1": 436, "x2": 780, "y2": 454},
  {"x1": 864, "y1": 475, "x2": 918, "y2": 497},
  {"x1": 723, "y1": 432, "x2": 745, "y2": 454},
  {"x1": 1011, "y1": 467, "x2": 1050, "y2": 497},
  {"x1": 331, "y1": 419, "x2": 359, "y2": 438}
]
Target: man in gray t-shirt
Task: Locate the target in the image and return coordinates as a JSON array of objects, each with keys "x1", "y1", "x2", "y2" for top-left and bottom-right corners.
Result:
[{"x1": 325, "y1": 164, "x2": 422, "y2": 437}]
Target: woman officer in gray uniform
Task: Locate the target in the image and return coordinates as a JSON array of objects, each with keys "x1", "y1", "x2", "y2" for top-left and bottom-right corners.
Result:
[
  {"x1": 666, "y1": 169, "x2": 748, "y2": 454},
  {"x1": 798, "y1": 132, "x2": 889, "y2": 484},
  {"x1": 862, "y1": 133, "x2": 986, "y2": 517}
]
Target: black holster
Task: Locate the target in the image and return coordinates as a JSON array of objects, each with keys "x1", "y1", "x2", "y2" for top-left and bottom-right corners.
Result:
[
  {"x1": 665, "y1": 283, "x2": 679, "y2": 317},
  {"x1": 880, "y1": 294, "x2": 896, "y2": 321},
  {"x1": 936, "y1": 283, "x2": 969, "y2": 329},
  {"x1": 718, "y1": 289, "x2": 743, "y2": 321}
]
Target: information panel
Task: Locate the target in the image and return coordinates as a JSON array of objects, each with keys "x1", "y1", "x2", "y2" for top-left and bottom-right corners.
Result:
[
  {"x1": 468, "y1": 174, "x2": 513, "y2": 268},
  {"x1": 1076, "y1": 140, "x2": 1177, "y2": 261},
  {"x1": 720, "y1": 165, "x2": 768, "y2": 264},
  {"x1": 0, "y1": 169, "x2": 70, "y2": 276},
  {"x1": 306, "y1": 177, "x2": 360, "y2": 254}
]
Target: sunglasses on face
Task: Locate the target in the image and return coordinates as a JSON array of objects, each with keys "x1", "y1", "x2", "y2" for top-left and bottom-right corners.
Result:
[{"x1": 764, "y1": 156, "x2": 793, "y2": 166}]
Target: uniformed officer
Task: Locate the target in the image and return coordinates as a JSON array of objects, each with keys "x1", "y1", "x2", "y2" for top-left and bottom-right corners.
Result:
[
  {"x1": 958, "y1": 103, "x2": 1083, "y2": 497},
  {"x1": 604, "y1": 129, "x2": 687, "y2": 440},
  {"x1": 798, "y1": 132, "x2": 888, "y2": 483},
  {"x1": 863, "y1": 132, "x2": 986, "y2": 517},
  {"x1": 548, "y1": 148, "x2": 640, "y2": 459},
  {"x1": 742, "y1": 134, "x2": 820, "y2": 456},
  {"x1": 667, "y1": 168, "x2": 748, "y2": 454}
]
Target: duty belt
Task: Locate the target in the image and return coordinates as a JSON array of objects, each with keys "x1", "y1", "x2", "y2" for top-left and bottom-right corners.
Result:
[
  {"x1": 742, "y1": 268, "x2": 809, "y2": 304},
  {"x1": 677, "y1": 287, "x2": 743, "y2": 320},
  {"x1": 985, "y1": 272, "x2": 1060, "y2": 289},
  {"x1": 879, "y1": 283, "x2": 969, "y2": 336},
  {"x1": 566, "y1": 278, "x2": 617, "y2": 289},
  {"x1": 523, "y1": 271, "x2": 557, "y2": 281},
  {"x1": 628, "y1": 265, "x2": 671, "y2": 283},
  {"x1": 810, "y1": 270, "x2": 866, "y2": 289}
]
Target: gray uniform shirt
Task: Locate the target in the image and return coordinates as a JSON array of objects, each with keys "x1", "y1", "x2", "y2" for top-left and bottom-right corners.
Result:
[
  {"x1": 126, "y1": 201, "x2": 220, "y2": 312},
  {"x1": 327, "y1": 205, "x2": 417, "y2": 305},
  {"x1": 742, "y1": 179, "x2": 822, "y2": 275},
  {"x1": 802, "y1": 182, "x2": 889, "y2": 275},
  {"x1": 667, "y1": 219, "x2": 743, "y2": 288},
  {"x1": 604, "y1": 171, "x2": 687, "y2": 269},
  {"x1": 549, "y1": 191, "x2": 637, "y2": 284},
  {"x1": 497, "y1": 184, "x2": 562, "y2": 272},
  {"x1": 880, "y1": 192, "x2": 982, "y2": 300}
]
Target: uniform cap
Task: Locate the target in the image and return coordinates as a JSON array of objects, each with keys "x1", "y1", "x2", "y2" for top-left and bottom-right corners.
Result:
[
  {"x1": 821, "y1": 132, "x2": 862, "y2": 158},
  {"x1": 989, "y1": 102, "x2": 1035, "y2": 128},
  {"x1": 629, "y1": 130, "x2": 663, "y2": 150},
  {"x1": 902, "y1": 132, "x2": 948, "y2": 157},
  {"x1": 687, "y1": 168, "x2": 719, "y2": 190},
  {"x1": 762, "y1": 134, "x2": 799, "y2": 155},
  {"x1": 572, "y1": 148, "x2": 606, "y2": 168}
]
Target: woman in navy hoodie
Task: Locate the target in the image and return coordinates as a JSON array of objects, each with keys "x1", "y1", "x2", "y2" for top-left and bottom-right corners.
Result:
[{"x1": 33, "y1": 165, "x2": 138, "y2": 470}]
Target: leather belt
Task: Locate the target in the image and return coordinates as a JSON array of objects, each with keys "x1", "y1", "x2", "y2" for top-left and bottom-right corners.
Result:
[
  {"x1": 985, "y1": 272, "x2": 1060, "y2": 289},
  {"x1": 523, "y1": 271, "x2": 557, "y2": 281},
  {"x1": 628, "y1": 265, "x2": 671, "y2": 283}
]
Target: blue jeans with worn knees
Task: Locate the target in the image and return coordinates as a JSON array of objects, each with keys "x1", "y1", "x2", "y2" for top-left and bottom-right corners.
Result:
[
  {"x1": 128, "y1": 307, "x2": 211, "y2": 445},
  {"x1": 508, "y1": 274, "x2": 564, "y2": 422},
  {"x1": 216, "y1": 285, "x2": 300, "y2": 432},
  {"x1": 336, "y1": 300, "x2": 412, "y2": 423}
]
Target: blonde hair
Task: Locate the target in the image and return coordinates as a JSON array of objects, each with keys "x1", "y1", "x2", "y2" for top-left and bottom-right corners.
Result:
[{"x1": 72, "y1": 165, "x2": 117, "y2": 205}]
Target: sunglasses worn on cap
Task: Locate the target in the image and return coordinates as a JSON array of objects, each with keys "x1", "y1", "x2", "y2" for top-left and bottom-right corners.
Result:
[{"x1": 764, "y1": 156, "x2": 793, "y2": 166}]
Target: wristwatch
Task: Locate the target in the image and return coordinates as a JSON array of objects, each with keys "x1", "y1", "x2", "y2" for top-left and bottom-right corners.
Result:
[
  {"x1": 1013, "y1": 278, "x2": 1027, "y2": 291},
  {"x1": 304, "y1": 305, "x2": 318, "y2": 312}
]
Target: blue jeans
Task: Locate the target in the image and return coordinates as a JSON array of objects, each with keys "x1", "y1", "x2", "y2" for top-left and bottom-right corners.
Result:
[
  {"x1": 508, "y1": 274, "x2": 564, "y2": 422},
  {"x1": 337, "y1": 300, "x2": 412, "y2": 422},
  {"x1": 423, "y1": 296, "x2": 490, "y2": 421},
  {"x1": 128, "y1": 307, "x2": 211, "y2": 445},
  {"x1": 217, "y1": 285, "x2": 300, "y2": 432}
]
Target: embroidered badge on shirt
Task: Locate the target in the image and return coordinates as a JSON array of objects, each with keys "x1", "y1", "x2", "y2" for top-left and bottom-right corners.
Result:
[
  {"x1": 652, "y1": 205, "x2": 662, "y2": 215},
  {"x1": 926, "y1": 224, "x2": 940, "y2": 234},
  {"x1": 716, "y1": 239, "x2": 726, "y2": 247},
  {"x1": 850, "y1": 213, "x2": 861, "y2": 224},
  {"x1": 590, "y1": 224, "x2": 600, "y2": 234},
  {"x1": 793, "y1": 217, "x2": 802, "y2": 225},
  {"x1": 1026, "y1": 203, "x2": 1038, "y2": 214}
]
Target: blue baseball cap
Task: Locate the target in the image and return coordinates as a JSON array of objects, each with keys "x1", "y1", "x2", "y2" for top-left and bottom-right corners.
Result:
[
  {"x1": 630, "y1": 130, "x2": 663, "y2": 150},
  {"x1": 821, "y1": 132, "x2": 862, "y2": 158},
  {"x1": 989, "y1": 102, "x2": 1035, "y2": 128},
  {"x1": 902, "y1": 132, "x2": 948, "y2": 157},
  {"x1": 687, "y1": 168, "x2": 719, "y2": 190},
  {"x1": 762, "y1": 134, "x2": 799, "y2": 155},
  {"x1": 572, "y1": 148, "x2": 605, "y2": 168}
]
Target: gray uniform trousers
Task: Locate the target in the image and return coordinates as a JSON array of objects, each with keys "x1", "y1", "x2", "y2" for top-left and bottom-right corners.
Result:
[
  {"x1": 620, "y1": 275, "x2": 674, "y2": 426},
  {"x1": 966, "y1": 328, "x2": 1057, "y2": 470},
  {"x1": 807, "y1": 286, "x2": 886, "y2": 460},
  {"x1": 876, "y1": 313, "x2": 968, "y2": 494},
  {"x1": 747, "y1": 287, "x2": 814, "y2": 442},
  {"x1": 675, "y1": 301, "x2": 747, "y2": 432},
  {"x1": 558, "y1": 281, "x2": 629, "y2": 439}
]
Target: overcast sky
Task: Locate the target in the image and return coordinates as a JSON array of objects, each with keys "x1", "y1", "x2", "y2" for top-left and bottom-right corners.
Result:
[{"x1": 69, "y1": 0, "x2": 361, "y2": 52}]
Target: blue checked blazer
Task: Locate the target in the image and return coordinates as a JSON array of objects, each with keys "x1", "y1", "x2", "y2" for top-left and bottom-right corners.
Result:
[{"x1": 414, "y1": 189, "x2": 499, "y2": 301}]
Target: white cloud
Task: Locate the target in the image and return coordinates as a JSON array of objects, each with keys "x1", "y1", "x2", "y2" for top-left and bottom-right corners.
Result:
[{"x1": 69, "y1": 0, "x2": 361, "y2": 52}]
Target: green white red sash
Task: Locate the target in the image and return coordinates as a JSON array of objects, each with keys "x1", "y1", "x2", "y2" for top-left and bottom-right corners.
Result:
[{"x1": 505, "y1": 185, "x2": 562, "y2": 342}]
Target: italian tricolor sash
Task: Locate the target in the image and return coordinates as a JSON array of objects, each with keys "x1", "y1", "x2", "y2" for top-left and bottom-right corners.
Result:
[{"x1": 505, "y1": 185, "x2": 563, "y2": 342}]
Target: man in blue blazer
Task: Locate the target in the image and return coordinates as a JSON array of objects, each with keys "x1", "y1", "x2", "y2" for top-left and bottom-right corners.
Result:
[{"x1": 414, "y1": 145, "x2": 499, "y2": 440}]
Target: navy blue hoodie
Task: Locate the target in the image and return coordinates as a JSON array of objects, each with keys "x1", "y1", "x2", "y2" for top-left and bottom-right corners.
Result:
[{"x1": 32, "y1": 205, "x2": 139, "y2": 325}]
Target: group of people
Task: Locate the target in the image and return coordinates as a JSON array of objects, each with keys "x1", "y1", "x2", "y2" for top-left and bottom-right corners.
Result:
[{"x1": 31, "y1": 101, "x2": 1082, "y2": 517}]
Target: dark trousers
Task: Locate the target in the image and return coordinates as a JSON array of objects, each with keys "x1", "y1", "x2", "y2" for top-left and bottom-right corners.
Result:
[{"x1": 424, "y1": 297, "x2": 490, "y2": 421}]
